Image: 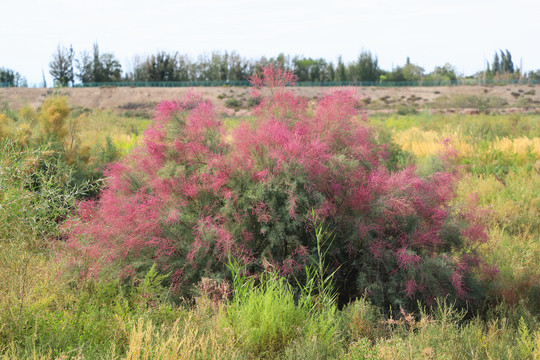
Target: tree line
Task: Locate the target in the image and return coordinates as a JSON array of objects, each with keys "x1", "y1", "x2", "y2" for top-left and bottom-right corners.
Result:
[
  {"x1": 0, "y1": 68, "x2": 28, "y2": 87},
  {"x1": 1, "y1": 43, "x2": 539, "y2": 87}
]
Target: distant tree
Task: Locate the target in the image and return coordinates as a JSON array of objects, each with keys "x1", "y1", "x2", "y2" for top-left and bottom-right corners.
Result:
[
  {"x1": 336, "y1": 56, "x2": 347, "y2": 82},
  {"x1": 76, "y1": 43, "x2": 122, "y2": 84},
  {"x1": 292, "y1": 57, "x2": 312, "y2": 81},
  {"x1": 385, "y1": 58, "x2": 424, "y2": 82},
  {"x1": 385, "y1": 68, "x2": 405, "y2": 82},
  {"x1": 327, "y1": 62, "x2": 335, "y2": 81},
  {"x1": 49, "y1": 44, "x2": 75, "y2": 86},
  {"x1": 272, "y1": 53, "x2": 291, "y2": 70},
  {"x1": 251, "y1": 56, "x2": 270, "y2": 78},
  {"x1": 99, "y1": 53, "x2": 122, "y2": 82},
  {"x1": 76, "y1": 51, "x2": 93, "y2": 84},
  {"x1": 177, "y1": 54, "x2": 195, "y2": 81},
  {"x1": 0, "y1": 67, "x2": 27, "y2": 87},
  {"x1": 196, "y1": 51, "x2": 231, "y2": 81},
  {"x1": 502, "y1": 49, "x2": 514, "y2": 74},
  {"x1": 401, "y1": 58, "x2": 424, "y2": 81},
  {"x1": 349, "y1": 51, "x2": 380, "y2": 82},
  {"x1": 134, "y1": 52, "x2": 181, "y2": 82},
  {"x1": 489, "y1": 50, "x2": 514, "y2": 77},
  {"x1": 527, "y1": 70, "x2": 540, "y2": 81},
  {"x1": 219, "y1": 52, "x2": 229, "y2": 81},
  {"x1": 228, "y1": 51, "x2": 249, "y2": 81},
  {"x1": 292, "y1": 57, "x2": 328, "y2": 82},
  {"x1": 311, "y1": 59, "x2": 322, "y2": 81},
  {"x1": 492, "y1": 52, "x2": 501, "y2": 75},
  {"x1": 427, "y1": 63, "x2": 457, "y2": 82}
]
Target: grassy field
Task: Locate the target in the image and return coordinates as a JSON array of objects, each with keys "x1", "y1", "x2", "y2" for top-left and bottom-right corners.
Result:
[{"x1": 0, "y1": 97, "x2": 538, "y2": 359}]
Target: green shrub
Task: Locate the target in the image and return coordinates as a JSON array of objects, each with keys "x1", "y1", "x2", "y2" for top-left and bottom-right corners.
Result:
[
  {"x1": 66, "y1": 66, "x2": 492, "y2": 314},
  {"x1": 247, "y1": 95, "x2": 262, "y2": 107},
  {"x1": 395, "y1": 104, "x2": 418, "y2": 115},
  {"x1": 0, "y1": 139, "x2": 96, "y2": 241},
  {"x1": 39, "y1": 97, "x2": 70, "y2": 141},
  {"x1": 342, "y1": 297, "x2": 384, "y2": 342},
  {"x1": 225, "y1": 97, "x2": 241, "y2": 109}
]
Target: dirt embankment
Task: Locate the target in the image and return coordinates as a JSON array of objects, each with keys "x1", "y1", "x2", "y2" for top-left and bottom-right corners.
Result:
[{"x1": 1, "y1": 84, "x2": 539, "y2": 115}]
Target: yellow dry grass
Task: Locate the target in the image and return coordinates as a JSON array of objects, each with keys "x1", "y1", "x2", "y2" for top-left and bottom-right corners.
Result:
[
  {"x1": 491, "y1": 136, "x2": 540, "y2": 155},
  {"x1": 393, "y1": 128, "x2": 473, "y2": 157},
  {"x1": 394, "y1": 127, "x2": 540, "y2": 159},
  {"x1": 121, "y1": 313, "x2": 238, "y2": 360}
]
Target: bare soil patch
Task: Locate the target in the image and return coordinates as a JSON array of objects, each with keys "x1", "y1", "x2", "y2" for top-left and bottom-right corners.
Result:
[{"x1": 1, "y1": 84, "x2": 539, "y2": 115}]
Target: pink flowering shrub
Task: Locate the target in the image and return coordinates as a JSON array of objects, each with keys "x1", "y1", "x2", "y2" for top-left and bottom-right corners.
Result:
[{"x1": 64, "y1": 65, "x2": 490, "y2": 311}]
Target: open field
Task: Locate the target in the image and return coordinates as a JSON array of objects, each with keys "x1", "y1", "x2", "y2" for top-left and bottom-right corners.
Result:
[
  {"x1": 1, "y1": 84, "x2": 540, "y2": 116},
  {"x1": 0, "y1": 87, "x2": 539, "y2": 359}
]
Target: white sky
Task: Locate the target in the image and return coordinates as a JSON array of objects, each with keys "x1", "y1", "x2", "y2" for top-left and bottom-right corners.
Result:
[{"x1": 1, "y1": 0, "x2": 539, "y2": 85}]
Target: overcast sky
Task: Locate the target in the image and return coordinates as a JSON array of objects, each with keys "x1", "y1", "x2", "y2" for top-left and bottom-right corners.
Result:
[{"x1": 1, "y1": 0, "x2": 539, "y2": 85}]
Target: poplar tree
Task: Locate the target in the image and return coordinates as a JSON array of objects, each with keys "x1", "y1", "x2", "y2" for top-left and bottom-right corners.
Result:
[
  {"x1": 503, "y1": 50, "x2": 514, "y2": 73},
  {"x1": 492, "y1": 52, "x2": 500, "y2": 75},
  {"x1": 336, "y1": 56, "x2": 347, "y2": 82}
]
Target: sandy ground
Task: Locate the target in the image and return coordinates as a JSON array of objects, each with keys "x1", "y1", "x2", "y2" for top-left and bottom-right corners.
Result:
[{"x1": 1, "y1": 84, "x2": 539, "y2": 114}]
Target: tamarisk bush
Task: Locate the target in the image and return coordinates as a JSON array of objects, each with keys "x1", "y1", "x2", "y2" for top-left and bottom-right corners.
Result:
[{"x1": 64, "y1": 65, "x2": 491, "y2": 311}]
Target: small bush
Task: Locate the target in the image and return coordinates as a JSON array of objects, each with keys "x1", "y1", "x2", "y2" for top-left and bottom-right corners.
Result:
[
  {"x1": 39, "y1": 97, "x2": 70, "y2": 140},
  {"x1": 395, "y1": 104, "x2": 418, "y2": 115},
  {"x1": 0, "y1": 139, "x2": 97, "y2": 241},
  {"x1": 247, "y1": 95, "x2": 262, "y2": 108},
  {"x1": 342, "y1": 297, "x2": 384, "y2": 342},
  {"x1": 225, "y1": 97, "x2": 241, "y2": 110}
]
